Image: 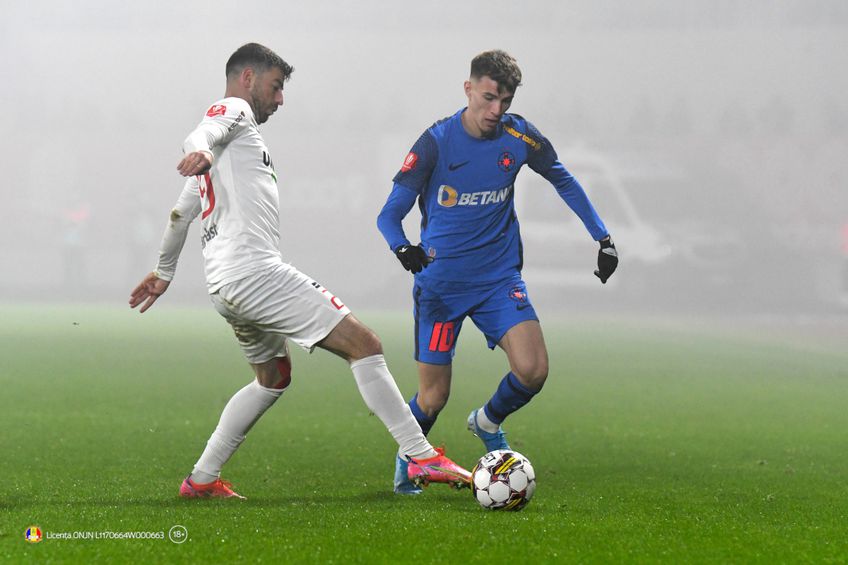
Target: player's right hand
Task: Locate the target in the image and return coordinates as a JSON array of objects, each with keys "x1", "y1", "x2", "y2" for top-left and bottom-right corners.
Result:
[
  {"x1": 394, "y1": 244, "x2": 432, "y2": 274},
  {"x1": 177, "y1": 151, "x2": 213, "y2": 177},
  {"x1": 129, "y1": 272, "x2": 171, "y2": 313}
]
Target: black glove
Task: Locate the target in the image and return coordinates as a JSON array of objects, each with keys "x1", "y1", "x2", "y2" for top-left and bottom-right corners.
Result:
[
  {"x1": 594, "y1": 238, "x2": 618, "y2": 284},
  {"x1": 395, "y1": 244, "x2": 432, "y2": 274}
]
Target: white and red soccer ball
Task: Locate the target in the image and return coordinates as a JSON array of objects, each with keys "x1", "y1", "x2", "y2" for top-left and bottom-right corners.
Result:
[{"x1": 471, "y1": 450, "x2": 536, "y2": 511}]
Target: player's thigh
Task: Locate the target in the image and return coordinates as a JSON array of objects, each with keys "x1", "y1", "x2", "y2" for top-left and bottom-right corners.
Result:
[
  {"x1": 469, "y1": 278, "x2": 539, "y2": 351},
  {"x1": 316, "y1": 313, "x2": 382, "y2": 361},
  {"x1": 470, "y1": 278, "x2": 547, "y2": 382},
  {"x1": 413, "y1": 283, "x2": 468, "y2": 365}
]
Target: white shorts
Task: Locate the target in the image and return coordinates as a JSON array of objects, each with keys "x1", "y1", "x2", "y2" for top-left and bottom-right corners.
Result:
[{"x1": 209, "y1": 263, "x2": 351, "y2": 363}]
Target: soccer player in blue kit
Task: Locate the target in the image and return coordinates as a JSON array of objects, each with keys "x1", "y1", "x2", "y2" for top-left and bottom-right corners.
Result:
[{"x1": 377, "y1": 50, "x2": 619, "y2": 494}]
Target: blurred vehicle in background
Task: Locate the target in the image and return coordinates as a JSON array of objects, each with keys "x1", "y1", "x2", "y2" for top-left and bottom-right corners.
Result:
[{"x1": 516, "y1": 145, "x2": 749, "y2": 310}]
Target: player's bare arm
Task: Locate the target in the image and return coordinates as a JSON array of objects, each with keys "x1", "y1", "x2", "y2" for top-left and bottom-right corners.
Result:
[
  {"x1": 129, "y1": 272, "x2": 171, "y2": 313},
  {"x1": 177, "y1": 150, "x2": 213, "y2": 177}
]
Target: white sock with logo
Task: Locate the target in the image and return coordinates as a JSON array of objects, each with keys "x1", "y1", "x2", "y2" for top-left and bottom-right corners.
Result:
[
  {"x1": 350, "y1": 354, "x2": 437, "y2": 460},
  {"x1": 190, "y1": 379, "x2": 285, "y2": 484}
]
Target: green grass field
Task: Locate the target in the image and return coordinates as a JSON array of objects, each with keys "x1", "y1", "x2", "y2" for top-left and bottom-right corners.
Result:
[{"x1": 1, "y1": 303, "x2": 846, "y2": 563}]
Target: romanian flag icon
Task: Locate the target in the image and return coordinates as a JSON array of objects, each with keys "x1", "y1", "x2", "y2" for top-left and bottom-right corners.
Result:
[{"x1": 25, "y1": 526, "x2": 43, "y2": 543}]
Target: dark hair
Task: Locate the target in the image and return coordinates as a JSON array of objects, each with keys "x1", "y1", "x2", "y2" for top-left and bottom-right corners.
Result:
[
  {"x1": 470, "y1": 49, "x2": 522, "y2": 93},
  {"x1": 225, "y1": 43, "x2": 294, "y2": 81}
]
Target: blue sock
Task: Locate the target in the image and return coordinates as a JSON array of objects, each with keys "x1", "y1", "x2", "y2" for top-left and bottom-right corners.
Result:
[
  {"x1": 483, "y1": 372, "x2": 537, "y2": 425},
  {"x1": 408, "y1": 394, "x2": 437, "y2": 436}
]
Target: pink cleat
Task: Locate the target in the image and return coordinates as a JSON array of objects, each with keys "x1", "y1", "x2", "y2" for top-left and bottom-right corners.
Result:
[
  {"x1": 179, "y1": 475, "x2": 246, "y2": 499},
  {"x1": 407, "y1": 447, "x2": 472, "y2": 489}
]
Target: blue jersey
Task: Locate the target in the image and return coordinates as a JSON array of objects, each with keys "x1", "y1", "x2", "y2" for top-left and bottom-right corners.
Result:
[{"x1": 377, "y1": 109, "x2": 608, "y2": 284}]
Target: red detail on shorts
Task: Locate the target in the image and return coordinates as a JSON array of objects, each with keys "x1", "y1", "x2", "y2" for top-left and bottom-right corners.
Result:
[
  {"x1": 274, "y1": 357, "x2": 292, "y2": 389},
  {"x1": 320, "y1": 289, "x2": 346, "y2": 310},
  {"x1": 400, "y1": 152, "x2": 418, "y2": 173},
  {"x1": 428, "y1": 321, "x2": 456, "y2": 352},
  {"x1": 206, "y1": 104, "x2": 227, "y2": 117}
]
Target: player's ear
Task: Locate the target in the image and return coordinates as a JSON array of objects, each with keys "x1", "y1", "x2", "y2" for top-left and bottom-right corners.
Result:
[
  {"x1": 241, "y1": 67, "x2": 256, "y2": 89},
  {"x1": 463, "y1": 80, "x2": 472, "y2": 98}
]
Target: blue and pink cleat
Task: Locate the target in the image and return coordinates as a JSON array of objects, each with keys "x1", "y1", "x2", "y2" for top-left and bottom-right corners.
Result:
[
  {"x1": 467, "y1": 409, "x2": 510, "y2": 452},
  {"x1": 394, "y1": 456, "x2": 423, "y2": 495}
]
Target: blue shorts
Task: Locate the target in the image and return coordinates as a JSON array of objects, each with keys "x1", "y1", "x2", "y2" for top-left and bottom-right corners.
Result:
[{"x1": 413, "y1": 275, "x2": 539, "y2": 365}]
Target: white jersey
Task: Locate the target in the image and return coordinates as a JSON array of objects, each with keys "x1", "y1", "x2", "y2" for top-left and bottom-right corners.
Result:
[
  {"x1": 154, "y1": 96, "x2": 351, "y2": 357},
  {"x1": 156, "y1": 97, "x2": 283, "y2": 292}
]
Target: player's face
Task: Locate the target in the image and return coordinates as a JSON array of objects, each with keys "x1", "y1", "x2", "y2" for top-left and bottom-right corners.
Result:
[
  {"x1": 249, "y1": 67, "x2": 286, "y2": 124},
  {"x1": 462, "y1": 76, "x2": 514, "y2": 138}
]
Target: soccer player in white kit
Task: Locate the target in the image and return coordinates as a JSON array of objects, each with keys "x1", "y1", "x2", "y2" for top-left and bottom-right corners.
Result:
[{"x1": 129, "y1": 43, "x2": 470, "y2": 498}]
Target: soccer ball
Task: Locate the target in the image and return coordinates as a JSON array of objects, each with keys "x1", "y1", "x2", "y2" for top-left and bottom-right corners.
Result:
[{"x1": 471, "y1": 449, "x2": 536, "y2": 511}]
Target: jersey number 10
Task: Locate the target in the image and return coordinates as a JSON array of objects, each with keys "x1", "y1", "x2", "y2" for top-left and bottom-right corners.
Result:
[{"x1": 428, "y1": 321, "x2": 456, "y2": 352}]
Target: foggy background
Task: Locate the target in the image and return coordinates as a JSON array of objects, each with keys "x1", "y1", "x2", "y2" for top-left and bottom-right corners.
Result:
[{"x1": 2, "y1": 0, "x2": 847, "y2": 318}]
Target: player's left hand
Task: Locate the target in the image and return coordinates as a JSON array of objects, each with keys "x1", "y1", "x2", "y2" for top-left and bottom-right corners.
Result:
[
  {"x1": 129, "y1": 272, "x2": 171, "y2": 313},
  {"x1": 594, "y1": 237, "x2": 618, "y2": 284}
]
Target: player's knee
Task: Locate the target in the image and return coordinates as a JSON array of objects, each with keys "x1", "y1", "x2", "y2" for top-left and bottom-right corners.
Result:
[
  {"x1": 273, "y1": 356, "x2": 292, "y2": 389},
  {"x1": 357, "y1": 326, "x2": 383, "y2": 358},
  {"x1": 418, "y1": 387, "x2": 450, "y2": 415},
  {"x1": 254, "y1": 356, "x2": 292, "y2": 389},
  {"x1": 514, "y1": 359, "x2": 548, "y2": 392}
]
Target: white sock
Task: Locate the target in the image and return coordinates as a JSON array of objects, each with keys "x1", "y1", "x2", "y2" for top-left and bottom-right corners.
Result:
[
  {"x1": 191, "y1": 379, "x2": 285, "y2": 483},
  {"x1": 350, "y1": 354, "x2": 437, "y2": 460},
  {"x1": 475, "y1": 407, "x2": 500, "y2": 434}
]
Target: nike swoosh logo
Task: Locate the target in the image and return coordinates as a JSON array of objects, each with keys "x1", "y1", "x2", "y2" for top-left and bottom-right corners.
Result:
[
  {"x1": 516, "y1": 303, "x2": 532, "y2": 311},
  {"x1": 448, "y1": 161, "x2": 470, "y2": 171}
]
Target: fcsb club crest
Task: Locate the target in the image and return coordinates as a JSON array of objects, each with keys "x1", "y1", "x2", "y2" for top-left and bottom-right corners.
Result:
[
  {"x1": 498, "y1": 151, "x2": 516, "y2": 172},
  {"x1": 25, "y1": 526, "x2": 43, "y2": 543},
  {"x1": 508, "y1": 286, "x2": 527, "y2": 303}
]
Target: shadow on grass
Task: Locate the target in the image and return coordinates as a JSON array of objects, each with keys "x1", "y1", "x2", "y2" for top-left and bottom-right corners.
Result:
[
  {"x1": 5, "y1": 489, "x2": 554, "y2": 520},
  {"x1": 5, "y1": 488, "x2": 480, "y2": 511}
]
